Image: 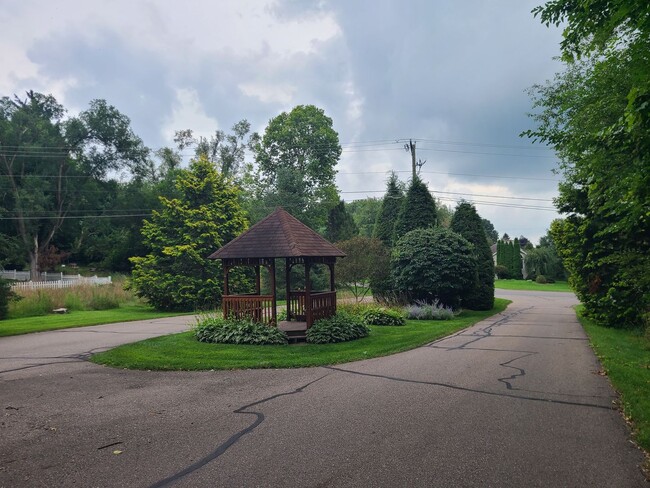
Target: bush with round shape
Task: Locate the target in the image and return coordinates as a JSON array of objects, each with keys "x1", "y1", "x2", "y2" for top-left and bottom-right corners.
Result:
[
  {"x1": 195, "y1": 315, "x2": 288, "y2": 345},
  {"x1": 306, "y1": 311, "x2": 370, "y2": 344},
  {"x1": 535, "y1": 275, "x2": 548, "y2": 284},
  {"x1": 391, "y1": 227, "x2": 476, "y2": 309},
  {"x1": 361, "y1": 306, "x2": 406, "y2": 326}
]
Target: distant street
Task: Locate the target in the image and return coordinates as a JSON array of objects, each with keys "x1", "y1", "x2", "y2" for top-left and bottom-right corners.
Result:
[{"x1": 1, "y1": 291, "x2": 646, "y2": 487}]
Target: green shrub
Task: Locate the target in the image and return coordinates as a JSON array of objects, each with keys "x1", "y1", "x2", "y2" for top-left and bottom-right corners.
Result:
[
  {"x1": 0, "y1": 278, "x2": 19, "y2": 320},
  {"x1": 392, "y1": 227, "x2": 476, "y2": 308},
  {"x1": 495, "y1": 265, "x2": 511, "y2": 279},
  {"x1": 535, "y1": 275, "x2": 548, "y2": 284},
  {"x1": 307, "y1": 311, "x2": 370, "y2": 344},
  {"x1": 361, "y1": 306, "x2": 406, "y2": 326},
  {"x1": 195, "y1": 315, "x2": 288, "y2": 345}
]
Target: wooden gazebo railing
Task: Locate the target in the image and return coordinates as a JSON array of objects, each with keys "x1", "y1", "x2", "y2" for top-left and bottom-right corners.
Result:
[
  {"x1": 223, "y1": 294, "x2": 275, "y2": 323},
  {"x1": 287, "y1": 290, "x2": 337, "y2": 325}
]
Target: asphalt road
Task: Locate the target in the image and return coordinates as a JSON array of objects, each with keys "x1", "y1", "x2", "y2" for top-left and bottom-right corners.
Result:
[{"x1": 1, "y1": 291, "x2": 647, "y2": 487}]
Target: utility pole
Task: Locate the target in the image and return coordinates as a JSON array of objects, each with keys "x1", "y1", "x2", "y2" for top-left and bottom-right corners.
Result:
[
  {"x1": 404, "y1": 139, "x2": 426, "y2": 179},
  {"x1": 405, "y1": 139, "x2": 416, "y2": 179}
]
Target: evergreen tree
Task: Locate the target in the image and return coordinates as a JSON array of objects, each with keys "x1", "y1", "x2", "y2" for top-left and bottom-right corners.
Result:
[
  {"x1": 496, "y1": 240, "x2": 503, "y2": 266},
  {"x1": 450, "y1": 202, "x2": 494, "y2": 310},
  {"x1": 373, "y1": 172, "x2": 404, "y2": 247},
  {"x1": 130, "y1": 156, "x2": 249, "y2": 311},
  {"x1": 512, "y1": 238, "x2": 523, "y2": 280},
  {"x1": 325, "y1": 200, "x2": 359, "y2": 243},
  {"x1": 393, "y1": 176, "x2": 437, "y2": 242}
]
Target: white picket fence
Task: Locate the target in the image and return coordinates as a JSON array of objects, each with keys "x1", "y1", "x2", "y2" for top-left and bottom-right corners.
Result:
[{"x1": 10, "y1": 275, "x2": 112, "y2": 290}]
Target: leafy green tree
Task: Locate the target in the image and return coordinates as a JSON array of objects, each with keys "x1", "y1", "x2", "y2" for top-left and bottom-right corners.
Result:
[
  {"x1": 130, "y1": 156, "x2": 248, "y2": 311},
  {"x1": 336, "y1": 236, "x2": 389, "y2": 302},
  {"x1": 174, "y1": 120, "x2": 256, "y2": 179},
  {"x1": 391, "y1": 227, "x2": 476, "y2": 308},
  {"x1": 254, "y1": 105, "x2": 341, "y2": 230},
  {"x1": 393, "y1": 176, "x2": 437, "y2": 242},
  {"x1": 450, "y1": 202, "x2": 494, "y2": 310},
  {"x1": 325, "y1": 200, "x2": 358, "y2": 243},
  {"x1": 373, "y1": 172, "x2": 404, "y2": 247},
  {"x1": 526, "y1": 1, "x2": 650, "y2": 328},
  {"x1": 0, "y1": 91, "x2": 149, "y2": 277},
  {"x1": 347, "y1": 197, "x2": 381, "y2": 237}
]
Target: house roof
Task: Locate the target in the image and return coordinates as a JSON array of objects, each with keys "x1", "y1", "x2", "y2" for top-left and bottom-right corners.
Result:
[{"x1": 208, "y1": 207, "x2": 346, "y2": 260}]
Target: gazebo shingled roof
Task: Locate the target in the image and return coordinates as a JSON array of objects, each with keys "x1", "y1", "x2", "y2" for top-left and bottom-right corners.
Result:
[{"x1": 208, "y1": 207, "x2": 345, "y2": 259}]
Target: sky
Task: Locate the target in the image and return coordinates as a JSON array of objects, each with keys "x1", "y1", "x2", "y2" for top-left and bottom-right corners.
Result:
[{"x1": 0, "y1": 0, "x2": 565, "y2": 243}]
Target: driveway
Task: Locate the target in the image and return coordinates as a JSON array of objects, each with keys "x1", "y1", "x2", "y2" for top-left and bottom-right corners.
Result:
[{"x1": 0, "y1": 291, "x2": 646, "y2": 487}]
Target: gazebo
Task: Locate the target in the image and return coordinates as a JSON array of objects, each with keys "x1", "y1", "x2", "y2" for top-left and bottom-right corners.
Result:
[{"x1": 208, "y1": 208, "x2": 346, "y2": 339}]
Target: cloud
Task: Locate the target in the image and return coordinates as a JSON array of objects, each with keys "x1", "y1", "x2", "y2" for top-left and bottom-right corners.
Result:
[{"x1": 1, "y1": 0, "x2": 566, "y2": 242}]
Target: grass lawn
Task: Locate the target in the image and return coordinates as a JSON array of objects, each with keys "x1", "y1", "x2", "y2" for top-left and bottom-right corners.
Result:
[
  {"x1": 494, "y1": 279, "x2": 572, "y2": 292},
  {"x1": 577, "y1": 307, "x2": 650, "y2": 454},
  {"x1": 0, "y1": 306, "x2": 189, "y2": 337},
  {"x1": 91, "y1": 298, "x2": 510, "y2": 370}
]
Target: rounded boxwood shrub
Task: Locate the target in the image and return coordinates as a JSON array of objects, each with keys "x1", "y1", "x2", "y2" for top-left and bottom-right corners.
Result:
[
  {"x1": 391, "y1": 227, "x2": 476, "y2": 308},
  {"x1": 306, "y1": 311, "x2": 370, "y2": 344},
  {"x1": 361, "y1": 306, "x2": 406, "y2": 326},
  {"x1": 195, "y1": 315, "x2": 288, "y2": 345}
]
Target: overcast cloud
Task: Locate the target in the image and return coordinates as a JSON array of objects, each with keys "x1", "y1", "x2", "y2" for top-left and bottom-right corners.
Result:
[{"x1": 1, "y1": 0, "x2": 564, "y2": 242}]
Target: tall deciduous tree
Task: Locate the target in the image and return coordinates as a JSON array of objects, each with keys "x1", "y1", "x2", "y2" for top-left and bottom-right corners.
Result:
[
  {"x1": 173, "y1": 120, "x2": 256, "y2": 179},
  {"x1": 450, "y1": 202, "x2": 494, "y2": 310},
  {"x1": 393, "y1": 176, "x2": 437, "y2": 242},
  {"x1": 336, "y1": 236, "x2": 389, "y2": 302},
  {"x1": 254, "y1": 105, "x2": 341, "y2": 230},
  {"x1": 347, "y1": 197, "x2": 381, "y2": 238},
  {"x1": 373, "y1": 172, "x2": 404, "y2": 247},
  {"x1": 130, "y1": 156, "x2": 248, "y2": 311},
  {"x1": 0, "y1": 91, "x2": 148, "y2": 278},
  {"x1": 526, "y1": 0, "x2": 649, "y2": 328}
]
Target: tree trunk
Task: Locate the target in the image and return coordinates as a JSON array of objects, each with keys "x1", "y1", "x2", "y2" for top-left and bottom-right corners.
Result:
[{"x1": 29, "y1": 236, "x2": 41, "y2": 281}]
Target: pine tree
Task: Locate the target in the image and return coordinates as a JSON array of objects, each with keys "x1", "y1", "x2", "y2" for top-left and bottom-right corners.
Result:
[
  {"x1": 450, "y1": 202, "x2": 494, "y2": 310},
  {"x1": 325, "y1": 199, "x2": 359, "y2": 243},
  {"x1": 513, "y1": 238, "x2": 523, "y2": 280},
  {"x1": 130, "y1": 156, "x2": 249, "y2": 311},
  {"x1": 373, "y1": 172, "x2": 404, "y2": 247},
  {"x1": 393, "y1": 176, "x2": 437, "y2": 242}
]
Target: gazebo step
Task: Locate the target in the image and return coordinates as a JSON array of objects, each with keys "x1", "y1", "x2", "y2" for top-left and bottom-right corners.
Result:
[{"x1": 278, "y1": 321, "x2": 308, "y2": 342}]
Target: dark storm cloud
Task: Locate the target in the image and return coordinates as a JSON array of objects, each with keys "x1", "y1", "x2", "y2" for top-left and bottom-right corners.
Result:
[
  {"x1": 321, "y1": 0, "x2": 563, "y2": 176},
  {"x1": 27, "y1": 29, "x2": 175, "y2": 148}
]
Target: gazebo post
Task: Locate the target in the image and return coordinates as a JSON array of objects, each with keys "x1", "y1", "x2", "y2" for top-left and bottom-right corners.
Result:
[
  {"x1": 270, "y1": 259, "x2": 277, "y2": 325},
  {"x1": 285, "y1": 259, "x2": 291, "y2": 321},
  {"x1": 305, "y1": 259, "x2": 312, "y2": 327},
  {"x1": 329, "y1": 262, "x2": 336, "y2": 314},
  {"x1": 254, "y1": 265, "x2": 261, "y2": 294},
  {"x1": 223, "y1": 264, "x2": 230, "y2": 295}
]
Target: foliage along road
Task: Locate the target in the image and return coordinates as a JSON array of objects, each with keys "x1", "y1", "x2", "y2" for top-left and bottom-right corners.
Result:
[{"x1": 0, "y1": 290, "x2": 647, "y2": 487}]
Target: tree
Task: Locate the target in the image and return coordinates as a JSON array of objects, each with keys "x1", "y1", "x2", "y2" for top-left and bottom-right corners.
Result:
[
  {"x1": 373, "y1": 172, "x2": 404, "y2": 247},
  {"x1": 391, "y1": 227, "x2": 476, "y2": 308},
  {"x1": 450, "y1": 202, "x2": 494, "y2": 310},
  {"x1": 0, "y1": 92, "x2": 149, "y2": 278},
  {"x1": 336, "y1": 237, "x2": 389, "y2": 302},
  {"x1": 512, "y1": 238, "x2": 523, "y2": 280},
  {"x1": 393, "y1": 176, "x2": 437, "y2": 242},
  {"x1": 130, "y1": 157, "x2": 248, "y2": 311},
  {"x1": 526, "y1": 1, "x2": 650, "y2": 328},
  {"x1": 347, "y1": 197, "x2": 381, "y2": 237},
  {"x1": 481, "y1": 218, "x2": 499, "y2": 245},
  {"x1": 254, "y1": 105, "x2": 341, "y2": 230},
  {"x1": 325, "y1": 200, "x2": 358, "y2": 243},
  {"x1": 174, "y1": 120, "x2": 256, "y2": 179}
]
